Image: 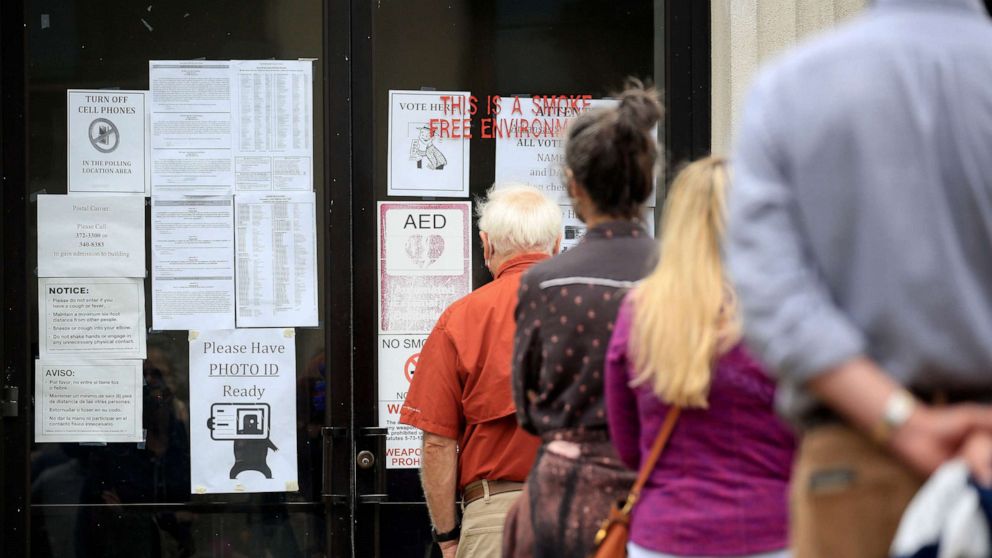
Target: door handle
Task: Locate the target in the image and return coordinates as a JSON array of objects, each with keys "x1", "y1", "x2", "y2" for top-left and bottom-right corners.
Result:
[{"x1": 356, "y1": 450, "x2": 375, "y2": 469}]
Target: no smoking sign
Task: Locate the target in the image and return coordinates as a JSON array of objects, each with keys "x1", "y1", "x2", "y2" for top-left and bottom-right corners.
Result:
[
  {"x1": 378, "y1": 335, "x2": 428, "y2": 399},
  {"x1": 404, "y1": 353, "x2": 419, "y2": 383}
]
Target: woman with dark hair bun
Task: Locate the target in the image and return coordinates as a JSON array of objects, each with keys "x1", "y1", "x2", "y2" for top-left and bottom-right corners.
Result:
[
  {"x1": 504, "y1": 79, "x2": 662, "y2": 558},
  {"x1": 564, "y1": 82, "x2": 662, "y2": 221}
]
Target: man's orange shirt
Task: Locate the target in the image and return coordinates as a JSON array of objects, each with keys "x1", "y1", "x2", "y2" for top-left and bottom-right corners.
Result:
[{"x1": 399, "y1": 253, "x2": 545, "y2": 491}]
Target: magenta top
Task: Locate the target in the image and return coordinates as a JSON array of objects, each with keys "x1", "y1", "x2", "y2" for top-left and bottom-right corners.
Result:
[{"x1": 605, "y1": 296, "x2": 796, "y2": 555}]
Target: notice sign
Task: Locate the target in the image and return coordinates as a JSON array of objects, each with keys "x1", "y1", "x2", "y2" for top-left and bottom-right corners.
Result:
[
  {"x1": 378, "y1": 334, "x2": 427, "y2": 469},
  {"x1": 67, "y1": 89, "x2": 150, "y2": 195},
  {"x1": 150, "y1": 61, "x2": 235, "y2": 195},
  {"x1": 232, "y1": 60, "x2": 314, "y2": 192},
  {"x1": 235, "y1": 192, "x2": 318, "y2": 327},
  {"x1": 494, "y1": 98, "x2": 657, "y2": 207},
  {"x1": 189, "y1": 329, "x2": 298, "y2": 494},
  {"x1": 377, "y1": 202, "x2": 472, "y2": 334},
  {"x1": 387, "y1": 90, "x2": 470, "y2": 198},
  {"x1": 35, "y1": 359, "x2": 143, "y2": 443},
  {"x1": 149, "y1": 60, "x2": 314, "y2": 196},
  {"x1": 151, "y1": 197, "x2": 236, "y2": 330},
  {"x1": 39, "y1": 278, "x2": 146, "y2": 360},
  {"x1": 37, "y1": 194, "x2": 145, "y2": 278}
]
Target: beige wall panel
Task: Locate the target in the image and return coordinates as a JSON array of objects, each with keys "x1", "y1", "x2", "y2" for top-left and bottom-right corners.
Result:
[
  {"x1": 836, "y1": 0, "x2": 870, "y2": 20},
  {"x1": 757, "y1": 0, "x2": 797, "y2": 60},
  {"x1": 726, "y1": 0, "x2": 760, "y2": 155},
  {"x1": 711, "y1": 2, "x2": 734, "y2": 156},
  {"x1": 797, "y1": 0, "x2": 837, "y2": 40},
  {"x1": 710, "y1": 0, "x2": 868, "y2": 154}
]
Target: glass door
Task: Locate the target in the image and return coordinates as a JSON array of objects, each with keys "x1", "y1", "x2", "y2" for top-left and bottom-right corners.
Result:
[
  {"x1": 1, "y1": 1, "x2": 339, "y2": 556},
  {"x1": 348, "y1": 1, "x2": 691, "y2": 555}
]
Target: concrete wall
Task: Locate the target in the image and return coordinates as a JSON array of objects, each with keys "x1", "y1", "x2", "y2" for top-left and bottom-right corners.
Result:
[{"x1": 710, "y1": 0, "x2": 867, "y2": 154}]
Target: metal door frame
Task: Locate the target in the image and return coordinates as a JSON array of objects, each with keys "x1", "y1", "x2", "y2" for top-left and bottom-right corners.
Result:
[{"x1": 0, "y1": 0, "x2": 31, "y2": 553}]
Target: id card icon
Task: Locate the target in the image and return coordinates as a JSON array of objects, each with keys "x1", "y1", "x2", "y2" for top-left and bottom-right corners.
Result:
[{"x1": 208, "y1": 403, "x2": 271, "y2": 440}]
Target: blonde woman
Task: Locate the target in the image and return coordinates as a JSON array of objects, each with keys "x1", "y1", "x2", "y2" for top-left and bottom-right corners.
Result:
[{"x1": 605, "y1": 157, "x2": 795, "y2": 558}]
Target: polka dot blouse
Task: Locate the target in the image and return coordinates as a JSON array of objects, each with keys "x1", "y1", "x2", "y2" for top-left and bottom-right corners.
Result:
[{"x1": 512, "y1": 219, "x2": 656, "y2": 438}]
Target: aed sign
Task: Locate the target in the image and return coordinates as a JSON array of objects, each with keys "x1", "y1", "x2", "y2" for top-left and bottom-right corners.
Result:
[
  {"x1": 383, "y1": 206, "x2": 466, "y2": 277},
  {"x1": 377, "y1": 202, "x2": 472, "y2": 334}
]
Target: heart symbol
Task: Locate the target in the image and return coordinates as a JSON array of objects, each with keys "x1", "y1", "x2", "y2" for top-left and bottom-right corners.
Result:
[
  {"x1": 427, "y1": 235, "x2": 445, "y2": 266},
  {"x1": 405, "y1": 235, "x2": 426, "y2": 267}
]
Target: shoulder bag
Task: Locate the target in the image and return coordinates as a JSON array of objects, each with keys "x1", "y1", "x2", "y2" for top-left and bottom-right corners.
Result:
[{"x1": 591, "y1": 406, "x2": 681, "y2": 558}]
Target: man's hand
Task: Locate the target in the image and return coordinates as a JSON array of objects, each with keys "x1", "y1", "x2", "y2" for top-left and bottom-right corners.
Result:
[
  {"x1": 809, "y1": 358, "x2": 992, "y2": 479},
  {"x1": 439, "y1": 540, "x2": 458, "y2": 558},
  {"x1": 959, "y1": 428, "x2": 992, "y2": 487},
  {"x1": 889, "y1": 404, "x2": 992, "y2": 477}
]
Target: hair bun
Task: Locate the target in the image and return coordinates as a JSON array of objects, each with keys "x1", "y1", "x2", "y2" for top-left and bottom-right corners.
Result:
[{"x1": 616, "y1": 78, "x2": 663, "y2": 132}]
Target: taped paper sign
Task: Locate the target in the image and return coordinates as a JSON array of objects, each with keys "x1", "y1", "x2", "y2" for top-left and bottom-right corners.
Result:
[
  {"x1": 377, "y1": 202, "x2": 472, "y2": 334},
  {"x1": 37, "y1": 194, "x2": 146, "y2": 278},
  {"x1": 67, "y1": 89, "x2": 150, "y2": 195},
  {"x1": 34, "y1": 359, "x2": 143, "y2": 443},
  {"x1": 494, "y1": 97, "x2": 657, "y2": 206},
  {"x1": 151, "y1": 196, "x2": 236, "y2": 331},
  {"x1": 387, "y1": 90, "x2": 471, "y2": 197},
  {"x1": 235, "y1": 192, "x2": 318, "y2": 327},
  {"x1": 378, "y1": 334, "x2": 427, "y2": 469},
  {"x1": 38, "y1": 278, "x2": 147, "y2": 360},
  {"x1": 149, "y1": 60, "x2": 314, "y2": 196},
  {"x1": 189, "y1": 329, "x2": 298, "y2": 493},
  {"x1": 559, "y1": 205, "x2": 656, "y2": 252}
]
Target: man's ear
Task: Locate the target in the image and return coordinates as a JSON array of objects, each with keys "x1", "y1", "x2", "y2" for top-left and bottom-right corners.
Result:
[
  {"x1": 552, "y1": 235, "x2": 562, "y2": 256},
  {"x1": 479, "y1": 231, "x2": 493, "y2": 263}
]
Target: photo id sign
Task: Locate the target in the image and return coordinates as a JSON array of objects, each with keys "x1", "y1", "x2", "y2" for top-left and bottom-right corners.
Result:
[{"x1": 188, "y1": 328, "x2": 298, "y2": 494}]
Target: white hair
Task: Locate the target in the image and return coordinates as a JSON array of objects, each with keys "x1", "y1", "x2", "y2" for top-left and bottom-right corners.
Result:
[{"x1": 477, "y1": 183, "x2": 562, "y2": 255}]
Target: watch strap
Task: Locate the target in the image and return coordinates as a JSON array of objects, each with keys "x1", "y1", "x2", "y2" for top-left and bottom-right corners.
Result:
[
  {"x1": 872, "y1": 388, "x2": 917, "y2": 443},
  {"x1": 432, "y1": 525, "x2": 461, "y2": 543}
]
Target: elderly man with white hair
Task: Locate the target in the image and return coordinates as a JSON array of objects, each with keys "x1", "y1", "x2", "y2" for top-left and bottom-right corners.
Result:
[{"x1": 400, "y1": 184, "x2": 562, "y2": 558}]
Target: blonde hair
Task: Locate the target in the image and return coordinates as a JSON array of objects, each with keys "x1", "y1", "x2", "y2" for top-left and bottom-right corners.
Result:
[
  {"x1": 477, "y1": 183, "x2": 562, "y2": 255},
  {"x1": 629, "y1": 156, "x2": 739, "y2": 408}
]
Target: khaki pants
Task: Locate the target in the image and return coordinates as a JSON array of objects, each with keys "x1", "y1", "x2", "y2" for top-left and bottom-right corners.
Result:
[
  {"x1": 792, "y1": 424, "x2": 924, "y2": 558},
  {"x1": 456, "y1": 490, "x2": 521, "y2": 558}
]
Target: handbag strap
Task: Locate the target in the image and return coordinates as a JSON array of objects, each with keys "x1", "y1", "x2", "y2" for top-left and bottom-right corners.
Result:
[{"x1": 622, "y1": 405, "x2": 681, "y2": 513}]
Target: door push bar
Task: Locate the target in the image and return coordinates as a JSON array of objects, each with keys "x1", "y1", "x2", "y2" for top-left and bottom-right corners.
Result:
[{"x1": 356, "y1": 426, "x2": 388, "y2": 504}]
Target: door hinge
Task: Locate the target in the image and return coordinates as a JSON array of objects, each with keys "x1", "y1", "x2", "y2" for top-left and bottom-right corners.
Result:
[{"x1": 1, "y1": 385, "x2": 18, "y2": 418}]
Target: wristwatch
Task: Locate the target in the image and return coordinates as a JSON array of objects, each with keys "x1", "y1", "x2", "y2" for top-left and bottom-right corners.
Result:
[
  {"x1": 872, "y1": 388, "x2": 917, "y2": 443},
  {"x1": 432, "y1": 525, "x2": 461, "y2": 544}
]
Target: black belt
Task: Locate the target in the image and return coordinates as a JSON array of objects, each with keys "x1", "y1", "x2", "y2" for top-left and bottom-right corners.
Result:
[
  {"x1": 909, "y1": 386, "x2": 992, "y2": 405},
  {"x1": 804, "y1": 385, "x2": 992, "y2": 430}
]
